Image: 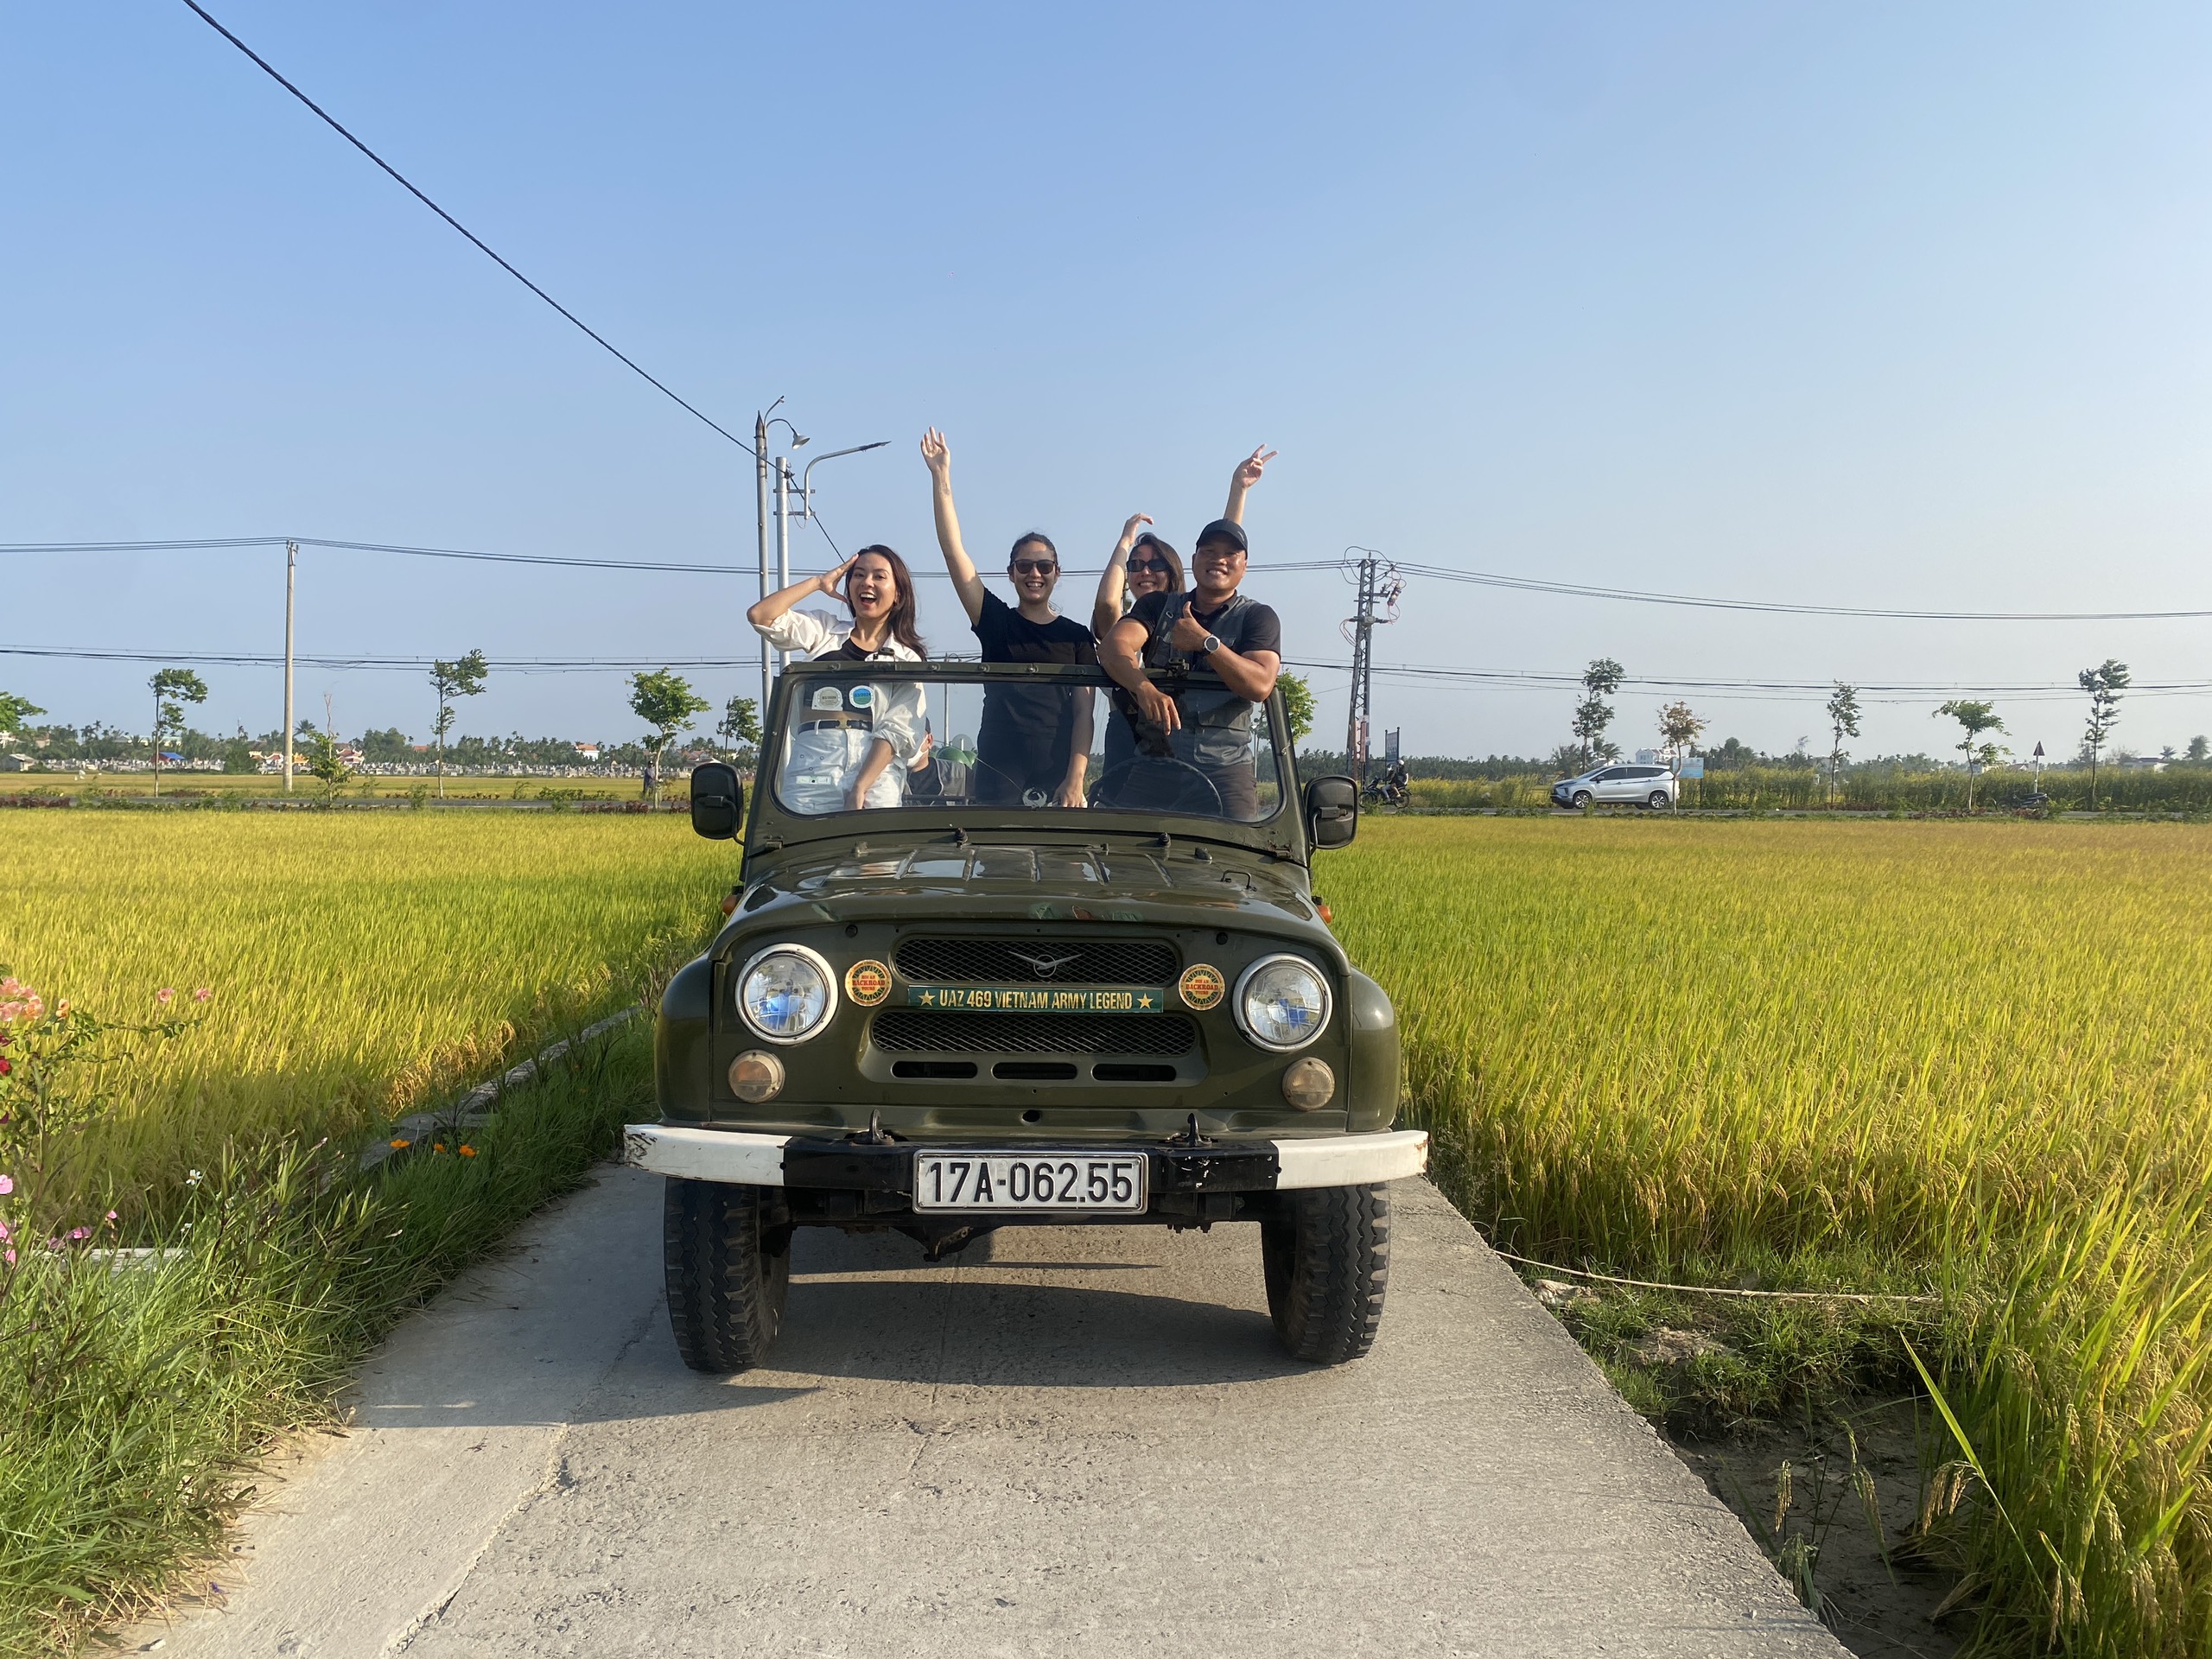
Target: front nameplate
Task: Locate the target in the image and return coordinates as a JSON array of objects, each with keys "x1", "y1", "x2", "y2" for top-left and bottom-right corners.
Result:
[{"x1": 906, "y1": 984, "x2": 1170, "y2": 1014}]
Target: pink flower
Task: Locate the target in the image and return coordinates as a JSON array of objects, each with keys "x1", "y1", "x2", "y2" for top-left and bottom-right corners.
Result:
[
  {"x1": 106, "y1": 1210, "x2": 118, "y2": 1222},
  {"x1": 192, "y1": 987, "x2": 212, "y2": 1003},
  {"x1": 67, "y1": 1227, "x2": 89, "y2": 1241},
  {"x1": 0, "y1": 1058, "x2": 11, "y2": 1077},
  {"x1": 0, "y1": 1174, "x2": 12, "y2": 1196},
  {"x1": 156, "y1": 988, "x2": 176, "y2": 1007},
  {"x1": 3, "y1": 1249, "x2": 15, "y2": 1267}
]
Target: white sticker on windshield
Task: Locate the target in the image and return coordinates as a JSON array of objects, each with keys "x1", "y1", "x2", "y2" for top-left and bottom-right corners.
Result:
[{"x1": 810, "y1": 685, "x2": 844, "y2": 711}]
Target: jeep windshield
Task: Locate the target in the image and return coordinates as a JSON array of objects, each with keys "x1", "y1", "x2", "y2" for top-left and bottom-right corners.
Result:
[{"x1": 766, "y1": 662, "x2": 1289, "y2": 825}]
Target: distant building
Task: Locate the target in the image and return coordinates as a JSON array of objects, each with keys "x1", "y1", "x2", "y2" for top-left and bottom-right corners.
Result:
[
  {"x1": 572, "y1": 741, "x2": 601, "y2": 761},
  {"x1": 1, "y1": 753, "x2": 35, "y2": 772},
  {"x1": 2117, "y1": 755, "x2": 2167, "y2": 772}
]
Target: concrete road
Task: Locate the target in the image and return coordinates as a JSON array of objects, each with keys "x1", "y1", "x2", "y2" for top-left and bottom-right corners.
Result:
[{"x1": 139, "y1": 1167, "x2": 1842, "y2": 1658}]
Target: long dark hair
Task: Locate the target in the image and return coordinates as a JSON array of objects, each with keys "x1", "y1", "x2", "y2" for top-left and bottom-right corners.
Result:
[
  {"x1": 1129, "y1": 531, "x2": 1185, "y2": 595},
  {"x1": 845, "y1": 544, "x2": 927, "y2": 658},
  {"x1": 1008, "y1": 531, "x2": 1058, "y2": 566}
]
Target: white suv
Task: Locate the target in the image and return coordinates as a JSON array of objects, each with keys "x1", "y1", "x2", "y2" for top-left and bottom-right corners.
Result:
[{"x1": 1551, "y1": 763, "x2": 1676, "y2": 810}]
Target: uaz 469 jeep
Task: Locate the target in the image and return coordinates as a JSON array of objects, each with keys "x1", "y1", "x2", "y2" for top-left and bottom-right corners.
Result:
[{"x1": 626, "y1": 660, "x2": 1426, "y2": 1371}]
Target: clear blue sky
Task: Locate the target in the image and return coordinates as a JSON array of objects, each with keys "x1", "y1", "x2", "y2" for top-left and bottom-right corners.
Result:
[{"x1": 4, "y1": 1, "x2": 2207, "y2": 761}]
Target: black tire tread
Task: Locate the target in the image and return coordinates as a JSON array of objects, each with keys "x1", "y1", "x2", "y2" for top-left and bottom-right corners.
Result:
[
  {"x1": 1263, "y1": 1183, "x2": 1391, "y2": 1364},
  {"x1": 662, "y1": 1179, "x2": 788, "y2": 1374}
]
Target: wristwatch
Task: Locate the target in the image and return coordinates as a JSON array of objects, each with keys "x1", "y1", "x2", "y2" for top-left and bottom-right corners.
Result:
[{"x1": 1200, "y1": 633, "x2": 1221, "y2": 655}]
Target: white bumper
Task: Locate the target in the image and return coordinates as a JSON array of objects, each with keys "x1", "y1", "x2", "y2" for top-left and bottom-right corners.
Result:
[{"x1": 622, "y1": 1123, "x2": 1427, "y2": 1191}]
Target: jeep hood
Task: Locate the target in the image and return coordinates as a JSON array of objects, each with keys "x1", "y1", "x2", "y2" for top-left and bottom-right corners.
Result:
[{"x1": 725, "y1": 834, "x2": 1331, "y2": 938}]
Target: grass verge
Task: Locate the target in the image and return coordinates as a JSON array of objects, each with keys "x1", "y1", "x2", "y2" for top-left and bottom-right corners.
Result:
[{"x1": 0, "y1": 1019, "x2": 653, "y2": 1659}]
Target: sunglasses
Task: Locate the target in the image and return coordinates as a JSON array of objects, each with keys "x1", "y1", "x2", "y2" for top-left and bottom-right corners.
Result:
[
  {"x1": 1011, "y1": 558, "x2": 1058, "y2": 576},
  {"x1": 1126, "y1": 557, "x2": 1171, "y2": 575}
]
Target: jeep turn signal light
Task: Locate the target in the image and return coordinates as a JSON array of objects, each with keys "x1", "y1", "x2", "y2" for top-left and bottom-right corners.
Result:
[
  {"x1": 1280, "y1": 1057, "x2": 1335, "y2": 1110},
  {"x1": 728, "y1": 1051, "x2": 786, "y2": 1103}
]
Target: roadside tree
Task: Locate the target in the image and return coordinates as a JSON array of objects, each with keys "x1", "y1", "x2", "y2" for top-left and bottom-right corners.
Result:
[
  {"x1": 0, "y1": 690, "x2": 45, "y2": 741},
  {"x1": 429, "y1": 651, "x2": 490, "y2": 799},
  {"x1": 2077, "y1": 659, "x2": 2129, "y2": 810},
  {"x1": 148, "y1": 668, "x2": 208, "y2": 799},
  {"x1": 1277, "y1": 673, "x2": 1316, "y2": 746},
  {"x1": 1656, "y1": 702, "x2": 1707, "y2": 776},
  {"x1": 1571, "y1": 658, "x2": 1624, "y2": 769},
  {"x1": 1934, "y1": 700, "x2": 2005, "y2": 810},
  {"x1": 715, "y1": 694, "x2": 762, "y2": 770},
  {"x1": 629, "y1": 670, "x2": 710, "y2": 802},
  {"x1": 1824, "y1": 683, "x2": 1862, "y2": 804}
]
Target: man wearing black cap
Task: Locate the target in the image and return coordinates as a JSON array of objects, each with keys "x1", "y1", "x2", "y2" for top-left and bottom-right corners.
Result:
[{"x1": 1098, "y1": 448, "x2": 1282, "y2": 820}]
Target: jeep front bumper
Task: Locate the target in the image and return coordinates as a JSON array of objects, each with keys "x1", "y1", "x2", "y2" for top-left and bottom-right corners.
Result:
[{"x1": 623, "y1": 1123, "x2": 1429, "y2": 1193}]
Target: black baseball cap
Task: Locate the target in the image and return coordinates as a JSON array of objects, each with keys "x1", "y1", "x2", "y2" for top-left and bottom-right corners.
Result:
[{"x1": 1195, "y1": 518, "x2": 1248, "y2": 553}]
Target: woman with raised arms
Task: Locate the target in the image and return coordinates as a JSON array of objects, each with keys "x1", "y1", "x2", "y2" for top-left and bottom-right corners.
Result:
[{"x1": 746, "y1": 544, "x2": 929, "y2": 813}]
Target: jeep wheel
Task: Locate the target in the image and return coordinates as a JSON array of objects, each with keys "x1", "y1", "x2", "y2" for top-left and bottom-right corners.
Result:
[
  {"x1": 1261, "y1": 1184, "x2": 1391, "y2": 1364},
  {"x1": 663, "y1": 1178, "x2": 790, "y2": 1374}
]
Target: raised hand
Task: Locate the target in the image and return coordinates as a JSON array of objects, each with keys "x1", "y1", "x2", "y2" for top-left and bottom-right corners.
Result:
[
  {"x1": 1233, "y1": 446, "x2": 1277, "y2": 490},
  {"x1": 1116, "y1": 512, "x2": 1154, "y2": 552},
  {"x1": 919, "y1": 428, "x2": 951, "y2": 478},
  {"x1": 818, "y1": 556, "x2": 856, "y2": 597}
]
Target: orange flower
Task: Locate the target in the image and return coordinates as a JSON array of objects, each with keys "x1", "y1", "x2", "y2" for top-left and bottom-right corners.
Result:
[
  {"x1": 459, "y1": 1145, "x2": 477, "y2": 1158},
  {"x1": 389, "y1": 1137, "x2": 410, "y2": 1149}
]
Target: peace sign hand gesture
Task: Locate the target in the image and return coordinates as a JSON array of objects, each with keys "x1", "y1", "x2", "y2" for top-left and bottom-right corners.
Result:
[{"x1": 1233, "y1": 446, "x2": 1277, "y2": 490}]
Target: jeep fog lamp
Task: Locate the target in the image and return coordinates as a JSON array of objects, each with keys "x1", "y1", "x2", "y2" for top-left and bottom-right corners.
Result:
[
  {"x1": 735, "y1": 944, "x2": 836, "y2": 1044},
  {"x1": 728, "y1": 1050, "x2": 785, "y2": 1103},
  {"x1": 1234, "y1": 955, "x2": 1332, "y2": 1052},
  {"x1": 1280, "y1": 1057, "x2": 1335, "y2": 1109}
]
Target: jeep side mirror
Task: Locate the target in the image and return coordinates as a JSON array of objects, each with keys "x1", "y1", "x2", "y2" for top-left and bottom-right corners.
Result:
[
  {"x1": 690, "y1": 762, "x2": 744, "y2": 840},
  {"x1": 1304, "y1": 774, "x2": 1358, "y2": 849}
]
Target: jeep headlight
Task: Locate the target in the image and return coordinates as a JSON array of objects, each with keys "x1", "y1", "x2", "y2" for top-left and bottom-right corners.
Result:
[
  {"x1": 735, "y1": 944, "x2": 836, "y2": 1044},
  {"x1": 1234, "y1": 954, "x2": 1332, "y2": 1052}
]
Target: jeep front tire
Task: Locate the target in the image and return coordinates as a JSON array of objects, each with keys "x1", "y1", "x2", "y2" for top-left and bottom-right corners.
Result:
[
  {"x1": 663, "y1": 1178, "x2": 791, "y2": 1373},
  {"x1": 1261, "y1": 1183, "x2": 1391, "y2": 1364}
]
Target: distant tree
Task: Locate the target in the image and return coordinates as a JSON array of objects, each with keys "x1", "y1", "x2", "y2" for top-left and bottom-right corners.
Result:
[
  {"x1": 359, "y1": 727, "x2": 416, "y2": 766},
  {"x1": 148, "y1": 667, "x2": 208, "y2": 798},
  {"x1": 2189, "y1": 734, "x2": 2209, "y2": 765},
  {"x1": 2077, "y1": 659, "x2": 2130, "y2": 810},
  {"x1": 629, "y1": 670, "x2": 711, "y2": 801},
  {"x1": 715, "y1": 694, "x2": 763, "y2": 766},
  {"x1": 1823, "y1": 683, "x2": 1862, "y2": 804},
  {"x1": 1570, "y1": 658, "x2": 1624, "y2": 770},
  {"x1": 429, "y1": 650, "x2": 490, "y2": 798},
  {"x1": 0, "y1": 690, "x2": 45, "y2": 740},
  {"x1": 1656, "y1": 702, "x2": 1707, "y2": 775},
  {"x1": 1934, "y1": 700, "x2": 2005, "y2": 810},
  {"x1": 1277, "y1": 673, "x2": 1316, "y2": 746},
  {"x1": 221, "y1": 724, "x2": 257, "y2": 774},
  {"x1": 1545, "y1": 741, "x2": 1585, "y2": 778},
  {"x1": 1702, "y1": 736, "x2": 1758, "y2": 772}
]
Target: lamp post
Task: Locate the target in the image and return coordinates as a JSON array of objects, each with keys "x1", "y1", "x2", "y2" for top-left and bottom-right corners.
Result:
[{"x1": 754, "y1": 403, "x2": 806, "y2": 706}]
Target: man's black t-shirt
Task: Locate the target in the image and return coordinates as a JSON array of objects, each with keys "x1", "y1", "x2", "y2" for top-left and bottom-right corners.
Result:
[
  {"x1": 971, "y1": 590, "x2": 1096, "y2": 800},
  {"x1": 1123, "y1": 588, "x2": 1282, "y2": 769}
]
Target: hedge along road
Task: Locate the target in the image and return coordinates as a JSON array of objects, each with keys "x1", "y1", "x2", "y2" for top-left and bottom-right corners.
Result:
[{"x1": 138, "y1": 1168, "x2": 1841, "y2": 1658}]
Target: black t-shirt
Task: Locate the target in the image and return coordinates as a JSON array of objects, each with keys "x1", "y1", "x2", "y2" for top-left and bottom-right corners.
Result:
[
  {"x1": 971, "y1": 590, "x2": 1096, "y2": 796},
  {"x1": 1124, "y1": 588, "x2": 1282, "y2": 767}
]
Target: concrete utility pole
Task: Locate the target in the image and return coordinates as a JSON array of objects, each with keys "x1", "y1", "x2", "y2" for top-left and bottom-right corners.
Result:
[
  {"x1": 774, "y1": 457, "x2": 792, "y2": 671},
  {"x1": 283, "y1": 539, "x2": 297, "y2": 793},
  {"x1": 1342, "y1": 550, "x2": 1402, "y2": 781}
]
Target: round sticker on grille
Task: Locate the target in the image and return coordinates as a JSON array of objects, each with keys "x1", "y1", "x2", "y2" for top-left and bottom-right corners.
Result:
[
  {"x1": 1179, "y1": 963, "x2": 1226, "y2": 1011},
  {"x1": 844, "y1": 959, "x2": 892, "y2": 1007}
]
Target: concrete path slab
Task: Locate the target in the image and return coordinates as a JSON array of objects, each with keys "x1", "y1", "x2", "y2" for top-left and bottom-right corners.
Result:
[{"x1": 137, "y1": 1168, "x2": 1841, "y2": 1658}]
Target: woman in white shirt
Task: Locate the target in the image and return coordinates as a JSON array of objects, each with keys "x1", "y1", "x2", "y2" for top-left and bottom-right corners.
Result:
[{"x1": 747, "y1": 544, "x2": 928, "y2": 813}]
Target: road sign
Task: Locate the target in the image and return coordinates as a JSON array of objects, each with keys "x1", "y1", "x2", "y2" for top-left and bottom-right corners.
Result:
[{"x1": 1677, "y1": 759, "x2": 1704, "y2": 779}]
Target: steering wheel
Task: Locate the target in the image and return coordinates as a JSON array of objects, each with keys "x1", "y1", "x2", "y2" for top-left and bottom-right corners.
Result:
[{"x1": 1088, "y1": 756, "x2": 1226, "y2": 817}]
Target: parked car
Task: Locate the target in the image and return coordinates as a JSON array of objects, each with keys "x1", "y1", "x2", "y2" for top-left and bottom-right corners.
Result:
[
  {"x1": 1551, "y1": 763, "x2": 1676, "y2": 810},
  {"x1": 628, "y1": 661, "x2": 1427, "y2": 1375}
]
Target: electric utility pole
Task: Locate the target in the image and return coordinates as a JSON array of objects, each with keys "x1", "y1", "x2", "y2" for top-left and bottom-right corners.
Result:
[
  {"x1": 774, "y1": 456, "x2": 792, "y2": 671},
  {"x1": 283, "y1": 539, "x2": 297, "y2": 793},
  {"x1": 1342, "y1": 549, "x2": 1401, "y2": 780}
]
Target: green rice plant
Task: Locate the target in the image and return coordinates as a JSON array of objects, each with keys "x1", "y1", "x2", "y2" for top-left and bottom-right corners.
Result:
[
  {"x1": 0, "y1": 813, "x2": 734, "y2": 1210},
  {"x1": 1325, "y1": 817, "x2": 2212, "y2": 1653}
]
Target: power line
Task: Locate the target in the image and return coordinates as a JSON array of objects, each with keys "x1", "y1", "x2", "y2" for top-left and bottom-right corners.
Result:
[
  {"x1": 173, "y1": 0, "x2": 758, "y2": 458},
  {"x1": 1389, "y1": 560, "x2": 2212, "y2": 622}
]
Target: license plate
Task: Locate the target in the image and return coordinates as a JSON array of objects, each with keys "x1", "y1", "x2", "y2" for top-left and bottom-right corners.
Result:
[{"x1": 912, "y1": 1151, "x2": 1147, "y2": 1212}]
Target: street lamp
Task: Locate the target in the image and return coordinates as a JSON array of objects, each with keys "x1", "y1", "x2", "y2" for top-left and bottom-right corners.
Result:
[{"x1": 752, "y1": 404, "x2": 889, "y2": 703}]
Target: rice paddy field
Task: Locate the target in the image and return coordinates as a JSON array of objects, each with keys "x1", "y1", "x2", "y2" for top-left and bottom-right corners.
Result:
[
  {"x1": 3, "y1": 809, "x2": 2208, "y2": 1653},
  {"x1": 0, "y1": 812, "x2": 735, "y2": 1208},
  {"x1": 1330, "y1": 817, "x2": 2212, "y2": 1656}
]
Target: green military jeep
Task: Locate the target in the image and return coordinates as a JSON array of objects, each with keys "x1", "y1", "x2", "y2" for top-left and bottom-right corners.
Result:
[{"x1": 626, "y1": 660, "x2": 1425, "y2": 1371}]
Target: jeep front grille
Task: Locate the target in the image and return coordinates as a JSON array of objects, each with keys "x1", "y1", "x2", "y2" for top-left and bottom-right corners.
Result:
[
  {"x1": 869, "y1": 1009, "x2": 1195, "y2": 1057},
  {"x1": 893, "y1": 938, "x2": 1178, "y2": 985}
]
